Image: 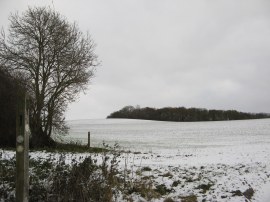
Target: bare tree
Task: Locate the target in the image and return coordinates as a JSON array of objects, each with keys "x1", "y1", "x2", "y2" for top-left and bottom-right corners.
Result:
[{"x1": 0, "y1": 7, "x2": 98, "y2": 146}]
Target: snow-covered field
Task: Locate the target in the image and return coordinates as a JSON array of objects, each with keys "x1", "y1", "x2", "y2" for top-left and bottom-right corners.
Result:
[
  {"x1": 66, "y1": 118, "x2": 270, "y2": 201},
  {"x1": 67, "y1": 118, "x2": 270, "y2": 153},
  {"x1": 2, "y1": 118, "x2": 270, "y2": 201}
]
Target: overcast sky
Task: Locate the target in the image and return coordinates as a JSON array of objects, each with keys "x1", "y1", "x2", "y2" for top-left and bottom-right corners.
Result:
[{"x1": 1, "y1": 0, "x2": 270, "y2": 120}]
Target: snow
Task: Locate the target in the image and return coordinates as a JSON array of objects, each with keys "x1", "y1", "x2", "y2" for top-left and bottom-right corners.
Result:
[
  {"x1": 258, "y1": 182, "x2": 270, "y2": 201},
  {"x1": 2, "y1": 118, "x2": 270, "y2": 201},
  {"x1": 66, "y1": 118, "x2": 270, "y2": 201}
]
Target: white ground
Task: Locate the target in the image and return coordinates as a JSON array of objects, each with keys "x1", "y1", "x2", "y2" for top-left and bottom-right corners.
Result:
[
  {"x1": 2, "y1": 145, "x2": 270, "y2": 201},
  {"x1": 2, "y1": 118, "x2": 270, "y2": 201},
  {"x1": 67, "y1": 118, "x2": 270, "y2": 201}
]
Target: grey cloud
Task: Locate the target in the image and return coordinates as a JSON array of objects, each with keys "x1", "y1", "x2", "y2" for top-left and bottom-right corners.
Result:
[{"x1": 1, "y1": 0, "x2": 269, "y2": 119}]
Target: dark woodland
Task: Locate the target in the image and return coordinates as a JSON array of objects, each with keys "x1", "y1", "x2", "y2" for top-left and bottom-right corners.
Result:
[
  {"x1": 0, "y1": 67, "x2": 24, "y2": 147},
  {"x1": 107, "y1": 106, "x2": 270, "y2": 122}
]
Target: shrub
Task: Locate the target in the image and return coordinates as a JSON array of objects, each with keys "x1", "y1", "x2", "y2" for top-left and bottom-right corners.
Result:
[{"x1": 0, "y1": 147, "x2": 121, "y2": 202}]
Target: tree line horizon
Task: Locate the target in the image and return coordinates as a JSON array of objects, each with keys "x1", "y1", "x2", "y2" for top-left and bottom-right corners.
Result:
[{"x1": 107, "y1": 106, "x2": 270, "y2": 122}]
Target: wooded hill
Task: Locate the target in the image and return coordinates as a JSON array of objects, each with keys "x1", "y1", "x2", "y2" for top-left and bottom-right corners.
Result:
[{"x1": 107, "y1": 106, "x2": 270, "y2": 122}]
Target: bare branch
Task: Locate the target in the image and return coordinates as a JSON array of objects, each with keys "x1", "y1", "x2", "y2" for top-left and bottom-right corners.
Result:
[{"x1": 0, "y1": 7, "x2": 98, "y2": 145}]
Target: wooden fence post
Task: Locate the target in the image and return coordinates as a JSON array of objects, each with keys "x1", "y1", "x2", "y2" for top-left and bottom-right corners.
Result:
[
  {"x1": 88, "y1": 131, "x2": 90, "y2": 148},
  {"x1": 16, "y1": 91, "x2": 29, "y2": 202}
]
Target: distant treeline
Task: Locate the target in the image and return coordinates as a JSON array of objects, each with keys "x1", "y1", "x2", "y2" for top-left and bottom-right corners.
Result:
[{"x1": 107, "y1": 106, "x2": 270, "y2": 122}]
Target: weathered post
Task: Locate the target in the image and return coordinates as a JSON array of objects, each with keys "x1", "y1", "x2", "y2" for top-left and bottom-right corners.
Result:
[
  {"x1": 88, "y1": 131, "x2": 90, "y2": 148},
  {"x1": 16, "y1": 91, "x2": 29, "y2": 202}
]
